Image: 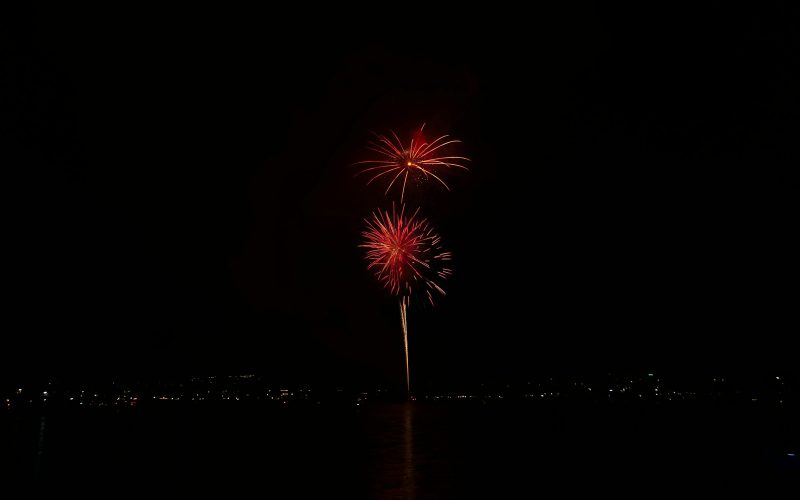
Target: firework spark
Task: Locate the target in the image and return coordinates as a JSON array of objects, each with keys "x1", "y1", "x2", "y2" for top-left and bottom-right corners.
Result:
[
  {"x1": 354, "y1": 124, "x2": 469, "y2": 203},
  {"x1": 360, "y1": 205, "x2": 452, "y2": 306}
]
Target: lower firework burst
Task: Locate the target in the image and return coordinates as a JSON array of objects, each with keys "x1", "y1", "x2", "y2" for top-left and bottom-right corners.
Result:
[
  {"x1": 360, "y1": 205, "x2": 452, "y2": 396},
  {"x1": 360, "y1": 205, "x2": 452, "y2": 306}
]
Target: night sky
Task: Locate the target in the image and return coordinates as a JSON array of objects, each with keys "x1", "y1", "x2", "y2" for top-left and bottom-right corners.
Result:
[{"x1": 7, "y1": 6, "x2": 797, "y2": 388}]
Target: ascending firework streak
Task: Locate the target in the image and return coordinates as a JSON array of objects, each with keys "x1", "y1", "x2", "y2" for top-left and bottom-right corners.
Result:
[
  {"x1": 361, "y1": 205, "x2": 452, "y2": 396},
  {"x1": 354, "y1": 124, "x2": 470, "y2": 203}
]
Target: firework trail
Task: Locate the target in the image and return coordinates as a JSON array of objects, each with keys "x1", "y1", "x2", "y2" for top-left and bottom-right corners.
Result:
[
  {"x1": 361, "y1": 205, "x2": 452, "y2": 395},
  {"x1": 354, "y1": 124, "x2": 469, "y2": 203},
  {"x1": 400, "y1": 298, "x2": 409, "y2": 393}
]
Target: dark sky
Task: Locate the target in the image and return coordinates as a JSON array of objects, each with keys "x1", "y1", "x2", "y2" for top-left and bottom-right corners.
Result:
[{"x1": 6, "y1": 5, "x2": 798, "y2": 388}]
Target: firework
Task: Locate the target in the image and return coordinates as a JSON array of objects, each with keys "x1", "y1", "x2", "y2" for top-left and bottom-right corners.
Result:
[
  {"x1": 360, "y1": 205, "x2": 452, "y2": 396},
  {"x1": 360, "y1": 205, "x2": 452, "y2": 305},
  {"x1": 354, "y1": 124, "x2": 469, "y2": 203}
]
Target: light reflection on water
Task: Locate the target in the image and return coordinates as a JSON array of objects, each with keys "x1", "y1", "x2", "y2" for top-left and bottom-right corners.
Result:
[
  {"x1": 403, "y1": 403, "x2": 415, "y2": 499},
  {"x1": 34, "y1": 415, "x2": 46, "y2": 478},
  {"x1": 368, "y1": 402, "x2": 423, "y2": 499}
]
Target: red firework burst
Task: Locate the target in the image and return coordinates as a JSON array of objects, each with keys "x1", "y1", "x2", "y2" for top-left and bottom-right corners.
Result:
[
  {"x1": 360, "y1": 206, "x2": 452, "y2": 305},
  {"x1": 354, "y1": 124, "x2": 470, "y2": 203}
]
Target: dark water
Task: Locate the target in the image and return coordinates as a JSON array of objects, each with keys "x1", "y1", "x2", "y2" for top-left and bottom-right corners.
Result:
[{"x1": 3, "y1": 403, "x2": 798, "y2": 497}]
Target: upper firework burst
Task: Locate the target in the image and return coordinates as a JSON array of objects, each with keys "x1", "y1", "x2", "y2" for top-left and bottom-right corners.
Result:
[
  {"x1": 360, "y1": 205, "x2": 452, "y2": 306},
  {"x1": 354, "y1": 124, "x2": 470, "y2": 203}
]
